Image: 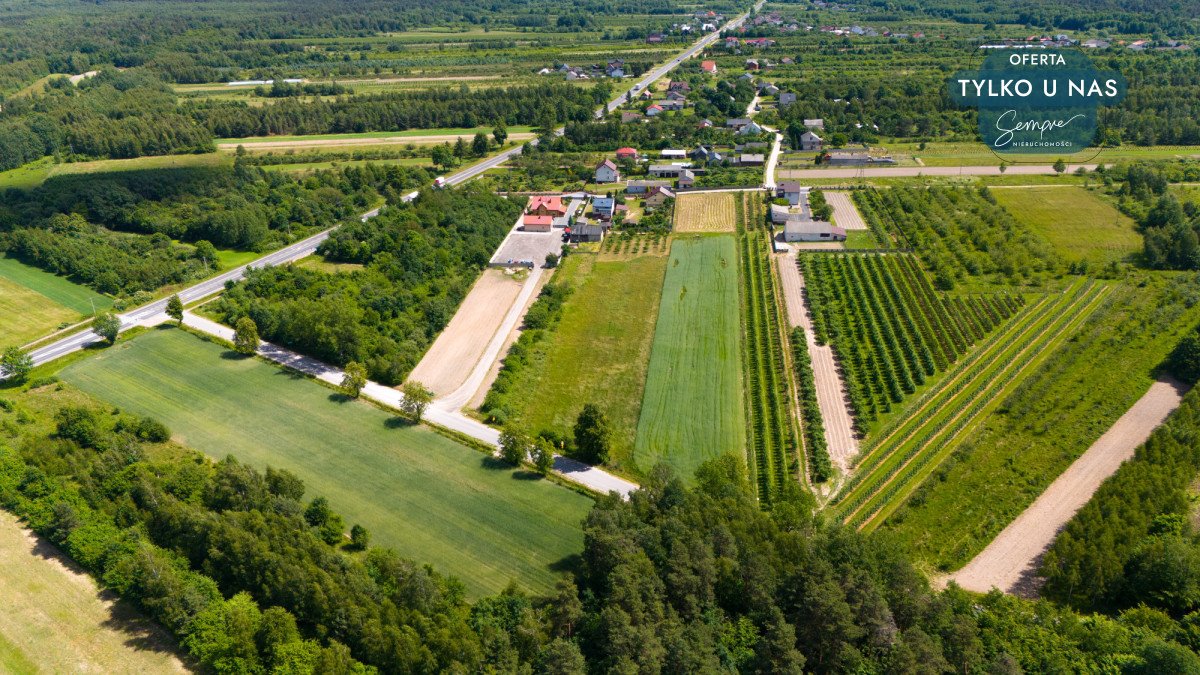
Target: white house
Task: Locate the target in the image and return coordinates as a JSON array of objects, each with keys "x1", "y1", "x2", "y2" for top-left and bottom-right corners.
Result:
[{"x1": 595, "y1": 159, "x2": 621, "y2": 183}]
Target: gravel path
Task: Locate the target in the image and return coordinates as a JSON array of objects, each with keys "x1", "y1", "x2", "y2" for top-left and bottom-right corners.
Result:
[
  {"x1": 775, "y1": 253, "x2": 859, "y2": 469},
  {"x1": 409, "y1": 269, "x2": 526, "y2": 396},
  {"x1": 947, "y1": 376, "x2": 1191, "y2": 596},
  {"x1": 824, "y1": 191, "x2": 868, "y2": 230}
]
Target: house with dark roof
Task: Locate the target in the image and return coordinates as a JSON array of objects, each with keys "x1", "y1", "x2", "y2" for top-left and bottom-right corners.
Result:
[{"x1": 776, "y1": 182, "x2": 803, "y2": 205}]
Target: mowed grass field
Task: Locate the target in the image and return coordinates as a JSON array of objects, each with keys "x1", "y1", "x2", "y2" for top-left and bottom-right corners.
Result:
[
  {"x1": 991, "y1": 186, "x2": 1140, "y2": 264},
  {"x1": 0, "y1": 511, "x2": 188, "y2": 674},
  {"x1": 0, "y1": 256, "x2": 112, "y2": 347},
  {"x1": 60, "y1": 328, "x2": 592, "y2": 598},
  {"x1": 634, "y1": 236, "x2": 745, "y2": 480},
  {"x1": 673, "y1": 192, "x2": 737, "y2": 233},
  {"x1": 507, "y1": 252, "x2": 667, "y2": 472}
]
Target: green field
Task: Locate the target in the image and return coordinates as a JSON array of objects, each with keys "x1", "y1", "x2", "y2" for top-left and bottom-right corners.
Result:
[
  {"x1": 991, "y1": 186, "x2": 1141, "y2": 264},
  {"x1": 0, "y1": 256, "x2": 112, "y2": 347},
  {"x1": 506, "y1": 252, "x2": 667, "y2": 473},
  {"x1": 217, "y1": 126, "x2": 534, "y2": 144},
  {"x1": 60, "y1": 328, "x2": 592, "y2": 598},
  {"x1": 882, "y1": 274, "x2": 1200, "y2": 571},
  {"x1": 634, "y1": 236, "x2": 745, "y2": 480}
]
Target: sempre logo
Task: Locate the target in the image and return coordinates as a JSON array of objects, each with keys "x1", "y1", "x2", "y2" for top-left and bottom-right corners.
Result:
[{"x1": 949, "y1": 50, "x2": 1127, "y2": 155}]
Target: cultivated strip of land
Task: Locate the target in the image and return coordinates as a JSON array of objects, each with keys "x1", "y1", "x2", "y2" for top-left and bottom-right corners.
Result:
[
  {"x1": 948, "y1": 377, "x2": 1190, "y2": 596},
  {"x1": 823, "y1": 191, "x2": 868, "y2": 230}
]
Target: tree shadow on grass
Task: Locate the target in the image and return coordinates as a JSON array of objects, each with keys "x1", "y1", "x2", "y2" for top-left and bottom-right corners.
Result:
[
  {"x1": 328, "y1": 392, "x2": 352, "y2": 404},
  {"x1": 383, "y1": 416, "x2": 417, "y2": 429},
  {"x1": 511, "y1": 470, "x2": 543, "y2": 481},
  {"x1": 549, "y1": 552, "x2": 582, "y2": 575},
  {"x1": 480, "y1": 456, "x2": 514, "y2": 471},
  {"x1": 26, "y1": 531, "x2": 196, "y2": 667},
  {"x1": 219, "y1": 350, "x2": 252, "y2": 360}
]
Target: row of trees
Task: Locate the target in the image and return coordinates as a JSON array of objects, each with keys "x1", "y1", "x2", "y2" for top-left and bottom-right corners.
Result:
[{"x1": 212, "y1": 185, "x2": 522, "y2": 385}]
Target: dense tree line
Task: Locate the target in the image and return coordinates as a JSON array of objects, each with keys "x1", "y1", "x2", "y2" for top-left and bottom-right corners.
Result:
[
  {"x1": 1104, "y1": 161, "x2": 1200, "y2": 270},
  {"x1": 8, "y1": 384, "x2": 1200, "y2": 673},
  {"x1": 213, "y1": 186, "x2": 522, "y2": 384},
  {"x1": 190, "y1": 83, "x2": 600, "y2": 139},
  {"x1": 1041, "y1": 383, "x2": 1200, "y2": 618}
]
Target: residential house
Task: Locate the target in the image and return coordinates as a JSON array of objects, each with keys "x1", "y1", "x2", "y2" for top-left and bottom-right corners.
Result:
[
  {"x1": 644, "y1": 186, "x2": 676, "y2": 210},
  {"x1": 668, "y1": 80, "x2": 691, "y2": 93},
  {"x1": 666, "y1": 90, "x2": 687, "y2": 102},
  {"x1": 779, "y1": 92, "x2": 797, "y2": 107},
  {"x1": 725, "y1": 117, "x2": 752, "y2": 130},
  {"x1": 701, "y1": 60, "x2": 718, "y2": 74},
  {"x1": 677, "y1": 169, "x2": 696, "y2": 188},
  {"x1": 522, "y1": 214, "x2": 554, "y2": 232},
  {"x1": 776, "y1": 182, "x2": 803, "y2": 206},
  {"x1": 803, "y1": 118, "x2": 825, "y2": 130},
  {"x1": 697, "y1": 118, "x2": 714, "y2": 128},
  {"x1": 745, "y1": 59, "x2": 761, "y2": 70},
  {"x1": 739, "y1": 154, "x2": 766, "y2": 166},
  {"x1": 626, "y1": 180, "x2": 672, "y2": 194},
  {"x1": 761, "y1": 83, "x2": 780, "y2": 96},
  {"x1": 784, "y1": 220, "x2": 845, "y2": 242},
  {"x1": 592, "y1": 197, "x2": 615, "y2": 220},
  {"x1": 1082, "y1": 38, "x2": 1111, "y2": 49},
  {"x1": 646, "y1": 103, "x2": 665, "y2": 116},
  {"x1": 689, "y1": 146, "x2": 723, "y2": 163},
  {"x1": 606, "y1": 59, "x2": 625, "y2": 77},
  {"x1": 725, "y1": 36, "x2": 740, "y2": 49},
  {"x1": 800, "y1": 130, "x2": 822, "y2": 151},
  {"x1": 527, "y1": 195, "x2": 567, "y2": 217},
  {"x1": 595, "y1": 159, "x2": 621, "y2": 183},
  {"x1": 737, "y1": 121, "x2": 764, "y2": 136},
  {"x1": 660, "y1": 149, "x2": 688, "y2": 160},
  {"x1": 646, "y1": 33, "x2": 665, "y2": 44},
  {"x1": 615, "y1": 147, "x2": 639, "y2": 161}
]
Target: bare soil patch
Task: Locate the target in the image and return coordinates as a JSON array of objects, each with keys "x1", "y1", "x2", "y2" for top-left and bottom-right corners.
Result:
[{"x1": 824, "y1": 191, "x2": 868, "y2": 230}]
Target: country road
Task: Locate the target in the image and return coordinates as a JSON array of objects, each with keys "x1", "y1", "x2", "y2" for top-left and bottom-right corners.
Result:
[
  {"x1": 778, "y1": 164, "x2": 1101, "y2": 179},
  {"x1": 947, "y1": 376, "x2": 1191, "y2": 596}
]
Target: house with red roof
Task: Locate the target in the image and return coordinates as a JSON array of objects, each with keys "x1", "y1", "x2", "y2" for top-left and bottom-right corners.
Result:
[
  {"x1": 526, "y1": 195, "x2": 566, "y2": 217},
  {"x1": 522, "y1": 214, "x2": 553, "y2": 232},
  {"x1": 646, "y1": 103, "x2": 664, "y2": 116},
  {"x1": 701, "y1": 60, "x2": 718, "y2": 74},
  {"x1": 615, "y1": 147, "x2": 639, "y2": 160}
]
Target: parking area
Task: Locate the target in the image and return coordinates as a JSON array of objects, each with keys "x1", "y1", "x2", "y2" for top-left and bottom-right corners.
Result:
[{"x1": 489, "y1": 197, "x2": 583, "y2": 267}]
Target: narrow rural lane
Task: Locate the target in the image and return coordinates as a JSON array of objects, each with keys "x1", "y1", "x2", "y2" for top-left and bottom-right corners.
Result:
[
  {"x1": 948, "y1": 377, "x2": 1191, "y2": 596},
  {"x1": 179, "y1": 312, "x2": 639, "y2": 498},
  {"x1": 778, "y1": 164, "x2": 1101, "y2": 180}
]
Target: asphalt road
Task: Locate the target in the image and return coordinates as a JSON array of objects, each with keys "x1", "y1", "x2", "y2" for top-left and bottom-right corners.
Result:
[{"x1": 11, "y1": 0, "x2": 765, "y2": 375}]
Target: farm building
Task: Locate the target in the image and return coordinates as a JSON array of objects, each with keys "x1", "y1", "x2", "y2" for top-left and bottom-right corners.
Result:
[
  {"x1": 738, "y1": 154, "x2": 766, "y2": 166},
  {"x1": 678, "y1": 169, "x2": 695, "y2": 188},
  {"x1": 626, "y1": 180, "x2": 673, "y2": 194},
  {"x1": 570, "y1": 222, "x2": 607, "y2": 243},
  {"x1": 661, "y1": 149, "x2": 688, "y2": 159},
  {"x1": 595, "y1": 159, "x2": 621, "y2": 183},
  {"x1": 804, "y1": 118, "x2": 825, "y2": 130},
  {"x1": 621, "y1": 111, "x2": 644, "y2": 123},
  {"x1": 800, "y1": 131, "x2": 823, "y2": 151},
  {"x1": 527, "y1": 195, "x2": 567, "y2": 217},
  {"x1": 659, "y1": 99, "x2": 684, "y2": 111},
  {"x1": 784, "y1": 220, "x2": 845, "y2": 242},
  {"x1": 523, "y1": 214, "x2": 554, "y2": 232},
  {"x1": 615, "y1": 147, "x2": 639, "y2": 160},
  {"x1": 645, "y1": 186, "x2": 676, "y2": 210},
  {"x1": 649, "y1": 164, "x2": 689, "y2": 178}
]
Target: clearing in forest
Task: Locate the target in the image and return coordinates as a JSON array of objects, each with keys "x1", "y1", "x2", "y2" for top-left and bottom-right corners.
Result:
[
  {"x1": 634, "y1": 236, "x2": 745, "y2": 479},
  {"x1": 61, "y1": 328, "x2": 592, "y2": 598},
  {"x1": 673, "y1": 192, "x2": 738, "y2": 233}
]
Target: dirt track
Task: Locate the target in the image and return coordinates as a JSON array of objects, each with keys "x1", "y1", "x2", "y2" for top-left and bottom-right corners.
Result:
[
  {"x1": 776, "y1": 253, "x2": 859, "y2": 469},
  {"x1": 824, "y1": 191, "x2": 868, "y2": 230},
  {"x1": 409, "y1": 269, "x2": 526, "y2": 397},
  {"x1": 219, "y1": 132, "x2": 535, "y2": 151},
  {"x1": 947, "y1": 377, "x2": 1191, "y2": 596}
]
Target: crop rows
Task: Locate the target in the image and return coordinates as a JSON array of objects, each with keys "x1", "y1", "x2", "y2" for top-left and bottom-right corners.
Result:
[
  {"x1": 737, "y1": 193, "x2": 799, "y2": 501},
  {"x1": 799, "y1": 252, "x2": 1022, "y2": 433},
  {"x1": 790, "y1": 327, "x2": 832, "y2": 483},
  {"x1": 832, "y1": 280, "x2": 1111, "y2": 530}
]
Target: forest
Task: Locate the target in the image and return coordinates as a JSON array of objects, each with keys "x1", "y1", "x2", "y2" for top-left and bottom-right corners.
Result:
[
  {"x1": 4, "y1": 385, "x2": 1200, "y2": 673},
  {"x1": 212, "y1": 185, "x2": 523, "y2": 385},
  {"x1": 0, "y1": 161, "x2": 428, "y2": 296}
]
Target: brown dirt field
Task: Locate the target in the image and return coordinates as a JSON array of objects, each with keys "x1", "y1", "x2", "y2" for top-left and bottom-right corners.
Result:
[
  {"x1": 410, "y1": 269, "x2": 526, "y2": 397},
  {"x1": 467, "y1": 270, "x2": 550, "y2": 410},
  {"x1": 945, "y1": 377, "x2": 1191, "y2": 597},
  {"x1": 218, "y1": 132, "x2": 535, "y2": 151},
  {"x1": 0, "y1": 511, "x2": 190, "y2": 673},
  {"x1": 824, "y1": 191, "x2": 868, "y2": 230},
  {"x1": 775, "y1": 253, "x2": 859, "y2": 471},
  {"x1": 673, "y1": 193, "x2": 737, "y2": 233}
]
